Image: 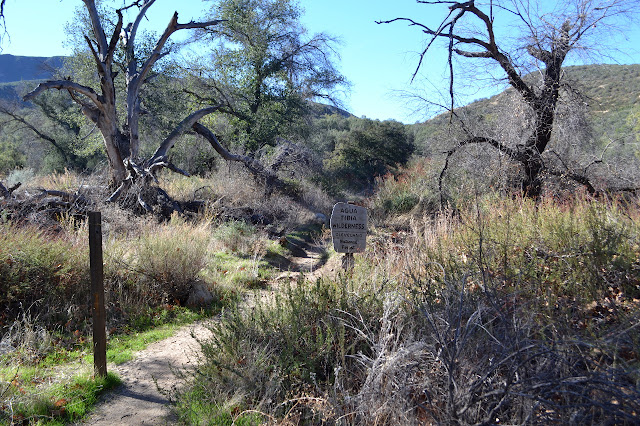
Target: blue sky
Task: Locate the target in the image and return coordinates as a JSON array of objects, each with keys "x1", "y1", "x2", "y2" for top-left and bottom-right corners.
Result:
[{"x1": 1, "y1": 0, "x2": 639, "y2": 123}]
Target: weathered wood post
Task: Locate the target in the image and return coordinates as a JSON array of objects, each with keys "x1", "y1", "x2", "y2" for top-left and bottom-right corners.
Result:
[
  {"x1": 88, "y1": 211, "x2": 107, "y2": 378},
  {"x1": 330, "y1": 202, "x2": 368, "y2": 270}
]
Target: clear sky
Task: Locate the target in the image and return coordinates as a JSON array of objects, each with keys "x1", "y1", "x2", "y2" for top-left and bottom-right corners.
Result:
[{"x1": 1, "y1": 0, "x2": 639, "y2": 123}]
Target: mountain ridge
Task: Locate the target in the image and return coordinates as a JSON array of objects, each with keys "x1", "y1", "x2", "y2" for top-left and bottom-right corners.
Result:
[{"x1": 0, "y1": 54, "x2": 65, "y2": 83}]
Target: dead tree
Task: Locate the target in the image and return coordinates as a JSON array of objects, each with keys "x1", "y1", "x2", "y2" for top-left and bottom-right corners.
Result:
[
  {"x1": 22, "y1": 0, "x2": 284, "y2": 214},
  {"x1": 379, "y1": 0, "x2": 637, "y2": 198}
]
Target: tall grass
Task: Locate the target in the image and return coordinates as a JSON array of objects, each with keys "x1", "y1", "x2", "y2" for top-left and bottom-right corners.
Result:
[{"x1": 0, "y1": 223, "x2": 89, "y2": 330}]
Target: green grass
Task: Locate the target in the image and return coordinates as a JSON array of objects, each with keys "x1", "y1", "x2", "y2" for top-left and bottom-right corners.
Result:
[
  {"x1": 106, "y1": 322, "x2": 191, "y2": 365},
  {"x1": 176, "y1": 387, "x2": 266, "y2": 426},
  {"x1": 1, "y1": 304, "x2": 210, "y2": 424},
  {"x1": 204, "y1": 251, "x2": 277, "y2": 290},
  {"x1": 1, "y1": 366, "x2": 120, "y2": 425}
]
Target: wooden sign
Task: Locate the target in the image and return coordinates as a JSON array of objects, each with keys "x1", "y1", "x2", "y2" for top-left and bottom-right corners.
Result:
[{"x1": 330, "y1": 202, "x2": 367, "y2": 253}]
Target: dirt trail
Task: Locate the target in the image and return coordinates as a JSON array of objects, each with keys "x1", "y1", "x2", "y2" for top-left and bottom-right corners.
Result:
[
  {"x1": 77, "y1": 322, "x2": 212, "y2": 425},
  {"x1": 79, "y1": 238, "x2": 335, "y2": 425}
]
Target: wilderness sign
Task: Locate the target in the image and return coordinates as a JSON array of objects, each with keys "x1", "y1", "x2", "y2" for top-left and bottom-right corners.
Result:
[{"x1": 330, "y1": 202, "x2": 368, "y2": 253}]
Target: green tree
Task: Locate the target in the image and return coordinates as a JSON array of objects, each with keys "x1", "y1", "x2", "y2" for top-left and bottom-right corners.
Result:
[
  {"x1": 0, "y1": 140, "x2": 25, "y2": 174},
  {"x1": 324, "y1": 118, "x2": 414, "y2": 192},
  {"x1": 190, "y1": 0, "x2": 348, "y2": 152}
]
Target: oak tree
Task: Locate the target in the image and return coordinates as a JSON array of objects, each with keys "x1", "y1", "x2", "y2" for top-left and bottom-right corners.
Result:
[
  {"x1": 22, "y1": 0, "x2": 263, "y2": 212},
  {"x1": 187, "y1": 0, "x2": 348, "y2": 152}
]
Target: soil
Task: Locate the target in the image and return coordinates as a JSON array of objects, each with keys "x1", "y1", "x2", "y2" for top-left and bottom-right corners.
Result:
[
  {"x1": 79, "y1": 236, "x2": 339, "y2": 425},
  {"x1": 77, "y1": 322, "x2": 212, "y2": 425}
]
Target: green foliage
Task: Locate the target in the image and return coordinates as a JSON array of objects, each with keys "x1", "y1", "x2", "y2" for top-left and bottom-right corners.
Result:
[
  {"x1": 0, "y1": 140, "x2": 25, "y2": 174},
  {"x1": 194, "y1": 0, "x2": 347, "y2": 151},
  {"x1": 323, "y1": 118, "x2": 414, "y2": 191},
  {"x1": 629, "y1": 105, "x2": 640, "y2": 144},
  {"x1": 205, "y1": 252, "x2": 273, "y2": 289},
  {"x1": 30, "y1": 90, "x2": 104, "y2": 172}
]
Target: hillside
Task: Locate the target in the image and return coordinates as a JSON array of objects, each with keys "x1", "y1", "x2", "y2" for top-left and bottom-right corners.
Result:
[
  {"x1": 0, "y1": 54, "x2": 65, "y2": 83},
  {"x1": 411, "y1": 64, "x2": 640, "y2": 154},
  {"x1": 0, "y1": 55, "x2": 66, "y2": 103}
]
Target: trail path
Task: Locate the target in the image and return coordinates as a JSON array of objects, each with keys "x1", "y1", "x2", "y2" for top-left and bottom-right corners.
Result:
[
  {"x1": 77, "y1": 322, "x2": 212, "y2": 425},
  {"x1": 79, "y1": 237, "x2": 335, "y2": 425}
]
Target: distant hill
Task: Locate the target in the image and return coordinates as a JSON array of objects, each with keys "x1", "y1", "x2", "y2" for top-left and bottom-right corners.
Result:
[
  {"x1": 310, "y1": 102, "x2": 353, "y2": 119},
  {"x1": 0, "y1": 54, "x2": 65, "y2": 83},
  {"x1": 0, "y1": 55, "x2": 66, "y2": 103},
  {"x1": 411, "y1": 64, "x2": 640, "y2": 154}
]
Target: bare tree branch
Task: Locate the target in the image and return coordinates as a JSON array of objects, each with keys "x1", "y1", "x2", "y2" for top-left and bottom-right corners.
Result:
[
  {"x1": 380, "y1": 0, "x2": 637, "y2": 198},
  {"x1": 148, "y1": 106, "x2": 222, "y2": 163},
  {"x1": 24, "y1": 80, "x2": 104, "y2": 111}
]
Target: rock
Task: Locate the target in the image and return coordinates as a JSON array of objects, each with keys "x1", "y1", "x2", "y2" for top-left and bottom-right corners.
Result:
[{"x1": 186, "y1": 282, "x2": 214, "y2": 308}]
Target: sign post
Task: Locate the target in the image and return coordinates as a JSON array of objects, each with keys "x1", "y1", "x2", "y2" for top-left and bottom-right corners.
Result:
[
  {"x1": 330, "y1": 202, "x2": 368, "y2": 270},
  {"x1": 88, "y1": 211, "x2": 107, "y2": 378}
]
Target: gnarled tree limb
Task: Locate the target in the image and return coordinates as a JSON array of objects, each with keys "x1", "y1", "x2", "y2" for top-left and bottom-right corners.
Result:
[{"x1": 24, "y1": 81, "x2": 104, "y2": 111}]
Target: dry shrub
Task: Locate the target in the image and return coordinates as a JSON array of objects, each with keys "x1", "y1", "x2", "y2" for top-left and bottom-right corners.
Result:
[
  {"x1": 0, "y1": 222, "x2": 90, "y2": 329},
  {"x1": 210, "y1": 220, "x2": 264, "y2": 254},
  {"x1": 105, "y1": 215, "x2": 212, "y2": 304},
  {"x1": 176, "y1": 194, "x2": 640, "y2": 424},
  {"x1": 347, "y1": 194, "x2": 640, "y2": 424},
  {"x1": 162, "y1": 164, "x2": 330, "y2": 232},
  {"x1": 0, "y1": 310, "x2": 53, "y2": 363},
  {"x1": 337, "y1": 272, "x2": 640, "y2": 425}
]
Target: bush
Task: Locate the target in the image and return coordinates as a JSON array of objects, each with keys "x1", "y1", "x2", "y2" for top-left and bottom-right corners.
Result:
[
  {"x1": 348, "y1": 274, "x2": 640, "y2": 424},
  {"x1": 0, "y1": 141, "x2": 26, "y2": 175},
  {"x1": 323, "y1": 118, "x2": 414, "y2": 192},
  {"x1": 176, "y1": 276, "x2": 387, "y2": 422},
  {"x1": 109, "y1": 216, "x2": 211, "y2": 304},
  {"x1": 0, "y1": 223, "x2": 89, "y2": 328},
  {"x1": 369, "y1": 159, "x2": 442, "y2": 223},
  {"x1": 5, "y1": 167, "x2": 34, "y2": 187}
]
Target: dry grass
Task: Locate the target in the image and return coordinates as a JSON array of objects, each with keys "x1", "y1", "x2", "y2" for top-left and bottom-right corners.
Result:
[{"x1": 176, "y1": 192, "x2": 640, "y2": 424}]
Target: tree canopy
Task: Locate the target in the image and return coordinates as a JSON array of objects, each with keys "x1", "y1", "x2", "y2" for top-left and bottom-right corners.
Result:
[
  {"x1": 187, "y1": 0, "x2": 349, "y2": 152},
  {"x1": 322, "y1": 117, "x2": 415, "y2": 192}
]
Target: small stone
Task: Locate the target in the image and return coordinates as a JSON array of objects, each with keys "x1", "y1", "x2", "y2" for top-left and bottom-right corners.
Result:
[{"x1": 186, "y1": 283, "x2": 214, "y2": 307}]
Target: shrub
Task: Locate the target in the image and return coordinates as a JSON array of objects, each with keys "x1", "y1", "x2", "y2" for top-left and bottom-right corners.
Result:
[
  {"x1": 6, "y1": 167, "x2": 34, "y2": 187},
  {"x1": 348, "y1": 274, "x2": 640, "y2": 424},
  {"x1": 323, "y1": 118, "x2": 414, "y2": 192},
  {"x1": 176, "y1": 276, "x2": 388, "y2": 422},
  {"x1": 0, "y1": 222, "x2": 89, "y2": 328},
  {"x1": 0, "y1": 141, "x2": 26, "y2": 175},
  {"x1": 114, "y1": 216, "x2": 212, "y2": 304},
  {"x1": 368, "y1": 159, "x2": 442, "y2": 223}
]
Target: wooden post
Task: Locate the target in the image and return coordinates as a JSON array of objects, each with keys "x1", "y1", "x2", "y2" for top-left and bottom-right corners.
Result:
[
  {"x1": 89, "y1": 211, "x2": 107, "y2": 378},
  {"x1": 342, "y1": 252, "x2": 355, "y2": 271}
]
